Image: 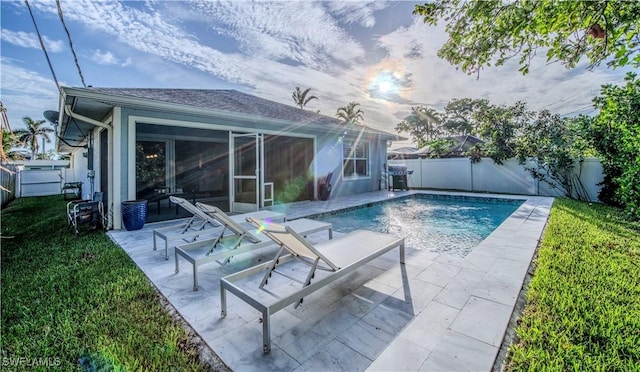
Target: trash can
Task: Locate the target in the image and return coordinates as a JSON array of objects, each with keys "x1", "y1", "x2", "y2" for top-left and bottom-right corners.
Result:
[{"x1": 121, "y1": 200, "x2": 147, "y2": 231}]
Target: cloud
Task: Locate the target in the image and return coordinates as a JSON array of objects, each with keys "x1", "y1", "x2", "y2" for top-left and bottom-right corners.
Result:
[
  {"x1": 90, "y1": 49, "x2": 132, "y2": 67},
  {"x1": 372, "y1": 18, "x2": 621, "y2": 117},
  {"x1": 190, "y1": 0, "x2": 366, "y2": 69},
  {"x1": 1, "y1": 29, "x2": 65, "y2": 53},
  {"x1": 324, "y1": 1, "x2": 390, "y2": 28},
  {"x1": 17, "y1": 0, "x2": 627, "y2": 146},
  {"x1": 0, "y1": 58, "x2": 61, "y2": 129}
]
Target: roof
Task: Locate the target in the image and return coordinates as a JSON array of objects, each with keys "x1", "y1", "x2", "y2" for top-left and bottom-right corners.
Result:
[
  {"x1": 388, "y1": 146, "x2": 418, "y2": 154},
  {"x1": 447, "y1": 135, "x2": 484, "y2": 153},
  {"x1": 388, "y1": 135, "x2": 484, "y2": 159},
  {"x1": 57, "y1": 87, "x2": 405, "y2": 151}
]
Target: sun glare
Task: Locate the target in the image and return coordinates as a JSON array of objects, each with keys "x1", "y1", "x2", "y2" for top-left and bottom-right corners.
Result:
[
  {"x1": 378, "y1": 79, "x2": 393, "y2": 93},
  {"x1": 371, "y1": 72, "x2": 397, "y2": 96}
]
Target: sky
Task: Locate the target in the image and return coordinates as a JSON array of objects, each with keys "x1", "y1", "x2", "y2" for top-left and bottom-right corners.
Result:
[{"x1": 0, "y1": 0, "x2": 631, "y2": 148}]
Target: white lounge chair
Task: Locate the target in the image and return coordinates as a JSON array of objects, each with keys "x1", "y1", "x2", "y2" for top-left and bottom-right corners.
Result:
[
  {"x1": 220, "y1": 217, "x2": 405, "y2": 353},
  {"x1": 174, "y1": 203, "x2": 332, "y2": 291},
  {"x1": 153, "y1": 196, "x2": 285, "y2": 260}
]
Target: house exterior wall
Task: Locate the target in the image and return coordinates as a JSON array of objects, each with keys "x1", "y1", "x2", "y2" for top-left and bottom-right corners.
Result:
[
  {"x1": 95, "y1": 107, "x2": 389, "y2": 228},
  {"x1": 314, "y1": 132, "x2": 387, "y2": 198},
  {"x1": 64, "y1": 104, "x2": 393, "y2": 229}
]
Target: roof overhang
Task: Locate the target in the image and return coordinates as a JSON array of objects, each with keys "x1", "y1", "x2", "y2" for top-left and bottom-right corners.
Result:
[{"x1": 56, "y1": 87, "x2": 406, "y2": 152}]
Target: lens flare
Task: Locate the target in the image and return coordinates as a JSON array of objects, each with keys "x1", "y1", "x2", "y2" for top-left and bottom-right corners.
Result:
[{"x1": 255, "y1": 218, "x2": 272, "y2": 234}]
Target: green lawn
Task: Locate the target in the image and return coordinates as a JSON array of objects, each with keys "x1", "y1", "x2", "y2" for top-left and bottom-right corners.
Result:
[
  {"x1": 506, "y1": 198, "x2": 640, "y2": 371},
  {"x1": 0, "y1": 196, "x2": 224, "y2": 371}
]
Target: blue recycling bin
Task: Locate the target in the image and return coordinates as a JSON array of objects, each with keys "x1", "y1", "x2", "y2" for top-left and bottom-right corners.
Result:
[{"x1": 121, "y1": 200, "x2": 147, "y2": 231}]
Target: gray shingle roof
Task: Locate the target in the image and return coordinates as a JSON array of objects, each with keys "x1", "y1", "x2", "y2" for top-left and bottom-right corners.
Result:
[{"x1": 85, "y1": 88, "x2": 402, "y2": 139}]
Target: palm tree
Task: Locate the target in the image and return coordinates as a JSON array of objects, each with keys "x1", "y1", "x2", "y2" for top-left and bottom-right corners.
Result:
[
  {"x1": 336, "y1": 102, "x2": 364, "y2": 125},
  {"x1": 291, "y1": 87, "x2": 318, "y2": 109},
  {"x1": 14, "y1": 116, "x2": 54, "y2": 160}
]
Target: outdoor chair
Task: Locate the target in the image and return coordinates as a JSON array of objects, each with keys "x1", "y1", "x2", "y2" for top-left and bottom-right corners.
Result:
[
  {"x1": 154, "y1": 196, "x2": 285, "y2": 259},
  {"x1": 152, "y1": 196, "x2": 229, "y2": 260},
  {"x1": 66, "y1": 192, "x2": 104, "y2": 236},
  {"x1": 220, "y1": 217, "x2": 405, "y2": 353},
  {"x1": 318, "y1": 172, "x2": 332, "y2": 201},
  {"x1": 174, "y1": 203, "x2": 332, "y2": 291}
]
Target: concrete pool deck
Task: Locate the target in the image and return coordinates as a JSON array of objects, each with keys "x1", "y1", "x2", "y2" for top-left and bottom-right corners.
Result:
[{"x1": 108, "y1": 190, "x2": 553, "y2": 371}]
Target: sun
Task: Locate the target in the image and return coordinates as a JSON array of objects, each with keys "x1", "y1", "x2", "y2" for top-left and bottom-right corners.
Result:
[
  {"x1": 370, "y1": 71, "x2": 398, "y2": 96},
  {"x1": 378, "y1": 79, "x2": 393, "y2": 93}
]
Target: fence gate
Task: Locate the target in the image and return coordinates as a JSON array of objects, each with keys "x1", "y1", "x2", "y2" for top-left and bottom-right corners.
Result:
[{"x1": 19, "y1": 169, "x2": 63, "y2": 197}]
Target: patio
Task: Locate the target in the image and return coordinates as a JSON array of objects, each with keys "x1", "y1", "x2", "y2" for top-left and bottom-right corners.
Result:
[{"x1": 108, "y1": 190, "x2": 552, "y2": 371}]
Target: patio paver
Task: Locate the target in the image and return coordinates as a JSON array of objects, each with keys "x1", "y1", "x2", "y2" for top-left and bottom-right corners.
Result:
[{"x1": 108, "y1": 190, "x2": 552, "y2": 371}]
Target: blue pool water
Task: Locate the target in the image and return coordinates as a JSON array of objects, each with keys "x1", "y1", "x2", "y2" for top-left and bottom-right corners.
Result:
[{"x1": 314, "y1": 195, "x2": 524, "y2": 257}]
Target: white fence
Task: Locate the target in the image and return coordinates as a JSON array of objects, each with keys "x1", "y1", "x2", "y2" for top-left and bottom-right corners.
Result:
[
  {"x1": 1, "y1": 164, "x2": 18, "y2": 206},
  {"x1": 18, "y1": 169, "x2": 65, "y2": 197},
  {"x1": 390, "y1": 157, "x2": 603, "y2": 201}
]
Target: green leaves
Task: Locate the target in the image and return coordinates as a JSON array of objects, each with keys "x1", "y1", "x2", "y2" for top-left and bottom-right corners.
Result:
[
  {"x1": 291, "y1": 87, "x2": 318, "y2": 110},
  {"x1": 336, "y1": 101, "x2": 365, "y2": 124},
  {"x1": 587, "y1": 72, "x2": 640, "y2": 219},
  {"x1": 414, "y1": 0, "x2": 640, "y2": 75}
]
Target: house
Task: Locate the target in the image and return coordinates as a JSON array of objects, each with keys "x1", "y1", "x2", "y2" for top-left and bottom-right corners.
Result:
[
  {"x1": 387, "y1": 146, "x2": 418, "y2": 160},
  {"x1": 53, "y1": 88, "x2": 405, "y2": 229},
  {"x1": 389, "y1": 135, "x2": 484, "y2": 159}
]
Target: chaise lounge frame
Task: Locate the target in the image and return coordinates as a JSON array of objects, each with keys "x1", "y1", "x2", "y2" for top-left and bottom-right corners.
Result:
[
  {"x1": 174, "y1": 203, "x2": 332, "y2": 291},
  {"x1": 220, "y1": 217, "x2": 405, "y2": 353},
  {"x1": 153, "y1": 196, "x2": 285, "y2": 260}
]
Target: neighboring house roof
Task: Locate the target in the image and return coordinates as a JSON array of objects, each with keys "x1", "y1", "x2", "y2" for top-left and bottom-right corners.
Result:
[
  {"x1": 388, "y1": 135, "x2": 484, "y2": 159},
  {"x1": 56, "y1": 87, "x2": 405, "y2": 151},
  {"x1": 388, "y1": 146, "x2": 418, "y2": 154},
  {"x1": 447, "y1": 135, "x2": 484, "y2": 153}
]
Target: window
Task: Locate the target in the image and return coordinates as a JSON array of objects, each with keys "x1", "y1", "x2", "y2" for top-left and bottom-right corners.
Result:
[{"x1": 343, "y1": 141, "x2": 369, "y2": 178}]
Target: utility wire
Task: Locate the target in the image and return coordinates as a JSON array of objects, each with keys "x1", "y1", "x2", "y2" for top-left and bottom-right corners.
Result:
[
  {"x1": 25, "y1": 0, "x2": 60, "y2": 93},
  {"x1": 56, "y1": 0, "x2": 87, "y2": 87}
]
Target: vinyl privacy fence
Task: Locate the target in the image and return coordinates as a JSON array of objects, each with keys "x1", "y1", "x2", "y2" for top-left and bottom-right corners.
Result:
[
  {"x1": 389, "y1": 157, "x2": 604, "y2": 202},
  {"x1": 1, "y1": 163, "x2": 18, "y2": 207}
]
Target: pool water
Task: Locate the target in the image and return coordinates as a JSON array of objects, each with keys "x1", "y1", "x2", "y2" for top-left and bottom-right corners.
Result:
[{"x1": 314, "y1": 195, "x2": 524, "y2": 257}]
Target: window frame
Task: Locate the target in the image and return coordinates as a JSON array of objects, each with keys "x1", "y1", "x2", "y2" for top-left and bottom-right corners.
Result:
[{"x1": 342, "y1": 140, "x2": 370, "y2": 179}]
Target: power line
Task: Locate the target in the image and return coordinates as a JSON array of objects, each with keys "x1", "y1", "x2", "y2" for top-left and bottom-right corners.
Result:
[
  {"x1": 560, "y1": 104, "x2": 596, "y2": 116},
  {"x1": 25, "y1": 0, "x2": 61, "y2": 93},
  {"x1": 56, "y1": 0, "x2": 87, "y2": 87}
]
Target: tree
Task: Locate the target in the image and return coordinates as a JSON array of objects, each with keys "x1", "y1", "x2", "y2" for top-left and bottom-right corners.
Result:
[
  {"x1": 475, "y1": 101, "x2": 532, "y2": 165},
  {"x1": 336, "y1": 102, "x2": 364, "y2": 125},
  {"x1": 425, "y1": 138, "x2": 456, "y2": 158},
  {"x1": 586, "y1": 72, "x2": 640, "y2": 220},
  {"x1": 14, "y1": 117, "x2": 54, "y2": 160},
  {"x1": 442, "y1": 98, "x2": 488, "y2": 135},
  {"x1": 515, "y1": 111, "x2": 591, "y2": 200},
  {"x1": 1, "y1": 129, "x2": 16, "y2": 161},
  {"x1": 291, "y1": 87, "x2": 318, "y2": 109},
  {"x1": 414, "y1": 1, "x2": 640, "y2": 76},
  {"x1": 395, "y1": 106, "x2": 443, "y2": 147}
]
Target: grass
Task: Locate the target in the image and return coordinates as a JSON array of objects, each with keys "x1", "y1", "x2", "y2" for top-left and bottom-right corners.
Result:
[
  {"x1": 505, "y1": 198, "x2": 640, "y2": 371},
  {"x1": 0, "y1": 196, "x2": 222, "y2": 371}
]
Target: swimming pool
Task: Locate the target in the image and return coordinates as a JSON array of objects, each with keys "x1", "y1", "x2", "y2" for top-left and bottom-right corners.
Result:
[{"x1": 314, "y1": 195, "x2": 524, "y2": 257}]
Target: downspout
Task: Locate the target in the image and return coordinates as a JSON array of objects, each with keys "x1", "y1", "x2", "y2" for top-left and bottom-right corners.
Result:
[
  {"x1": 64, "y1": 104, "x2": 111, "y2": 131},
  {"x1": 64, "y1": 104, "x2": 114, "y2": 228}
]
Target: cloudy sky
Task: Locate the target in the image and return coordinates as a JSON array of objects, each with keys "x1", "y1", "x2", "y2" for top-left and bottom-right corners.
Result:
[{"x1": 0, "y1": 0, "x2": 630, "y2": 147}]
